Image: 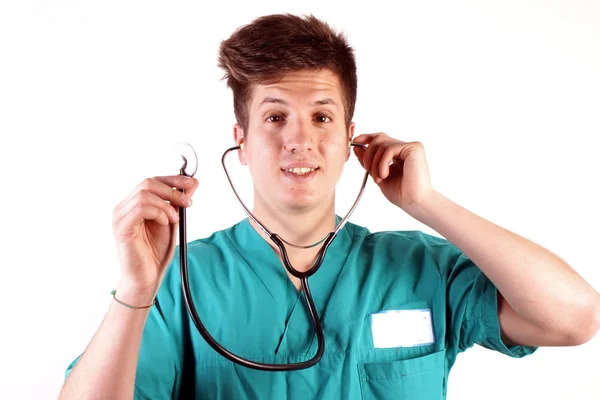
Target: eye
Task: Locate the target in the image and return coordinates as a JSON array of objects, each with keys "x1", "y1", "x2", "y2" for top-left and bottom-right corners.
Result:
[
  {"x1": 315, "y1": 115, "x2": 331, "y2": 123},
  {"x1": 267, "y1": 115, "x2": 284, "y2": 123}
]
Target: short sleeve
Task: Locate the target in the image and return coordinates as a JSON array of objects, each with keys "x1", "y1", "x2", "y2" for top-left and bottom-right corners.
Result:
[
  {"x1": 420, "y1": 232, "x2": 538, "y2": 358},
  {"x1": 64, "y1": 354, "x2": 82, "y2": 379},
  {"x1": 63, "y1": 293, "x2": 181, "y2": 399}
]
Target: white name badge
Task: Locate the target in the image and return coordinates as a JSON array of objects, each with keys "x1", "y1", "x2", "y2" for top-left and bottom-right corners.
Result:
[{"x1": 370, "y1": 308, "x2": 435, "y2": 348}]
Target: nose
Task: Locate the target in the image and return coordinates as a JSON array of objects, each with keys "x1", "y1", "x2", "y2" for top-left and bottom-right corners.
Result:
[{"x1": 282, "y1": 116, "x2": 314, "y2": 154}]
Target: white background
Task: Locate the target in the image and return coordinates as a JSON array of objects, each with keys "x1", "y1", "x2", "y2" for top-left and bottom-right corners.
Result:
[{"x1": 1, "y1": 1, "x2": 599, "y2": 399}]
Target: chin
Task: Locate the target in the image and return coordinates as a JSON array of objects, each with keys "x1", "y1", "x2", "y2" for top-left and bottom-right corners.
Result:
[
  {"x1": 283, "y1": 198, "x2": 317, "y2": 211},
  {"x1": 278, "y1": 193, "x2": 320, "y2": 211},
  {"x1": 285, "y1": 189, "x2": 337, "y2": 212}
]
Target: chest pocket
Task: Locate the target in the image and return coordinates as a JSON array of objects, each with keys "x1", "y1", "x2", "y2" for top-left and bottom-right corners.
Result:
[{"x1": 357, "y1": 349, "x2": 445, "y2": 400}]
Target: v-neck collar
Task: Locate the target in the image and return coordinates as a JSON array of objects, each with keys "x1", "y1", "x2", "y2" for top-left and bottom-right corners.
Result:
[
  {"x1": 227, "y1": 215, "x2": 356, "y2": 308},
  {"x1": 226, "y1": 215, "x2": 359, "y2": 356}
]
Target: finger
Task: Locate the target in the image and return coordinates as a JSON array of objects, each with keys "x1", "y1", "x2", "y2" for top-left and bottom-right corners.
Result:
[
  {"x1": 386, "y1": 161, "x2": 403, "y2": 182},
  {"x1": 113, "y1": 175, "x2": 194, "y2": 231},
  {"x1": 352, "y1": 133, "x2": 378, "y2": 145},
  {"x1": 379, "y1": 146, "x2": 397, "y2": 180},
  {"x1": 185, "y1": 177, "x2": 200, "y2": 198},
  {"x1": 138, "y1": 176, "x2": 193, "y2": 207},
  {"x1": 153, "y1": 175, "x2": 196, "y2": 198},
  {"x1": 114, "y1": 189, "x2": 180, "y2": 228},
  {"x1": 352, "y1": 145, "x2": 367, "y2": 169},
  {"x1": 360, "y1": 142, "x2": 375, "y2": 175},
  {"x1": 153, "y1": 174, "x2": 197, "y2": 189},
  {"x1": 371, "y1": 145, "x2": 387, "y2": 183},
  {"x1": 362, "y1": 139, "x2": 384, "y2": 177},
  {"x1": 115, "y1": 204, "x2": 172, "y2": 239},
  {"x1": 118, "y1": 177, "x2": 187, "y2": 209},
  {"x1": 113, "y1": 191, "x2": 179, "y2": 231}
]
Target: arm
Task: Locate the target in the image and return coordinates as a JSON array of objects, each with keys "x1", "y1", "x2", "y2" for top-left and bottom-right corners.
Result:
[
  {"x1": 59, "y1": 286, "x2": 155, "y2": 400},
  {"x1": 59, "y1": 175, "x2": 197, "y2": 398},
  {"x1": 352, "y1": 133, "x2": 600, "y2": 348},
  {"x1": 410, "y1": 190, "x2": 600, "y2": 347}
]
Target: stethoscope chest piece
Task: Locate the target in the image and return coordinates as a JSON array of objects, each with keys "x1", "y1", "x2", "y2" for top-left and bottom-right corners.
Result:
[{"x1": 173, "y1": 141, "x2": 198, "y2": 177}]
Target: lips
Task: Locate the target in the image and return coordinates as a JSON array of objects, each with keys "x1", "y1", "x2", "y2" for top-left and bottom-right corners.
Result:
[
  {"x1": 281, "y1": 162, "x2": 319, "y2": 170},
  {"x1": 284, "y1": 166, "x2": 317, "y2": 175},
  {"x1": 281, "y1": 166, "x2": 320, "y2": 181}
]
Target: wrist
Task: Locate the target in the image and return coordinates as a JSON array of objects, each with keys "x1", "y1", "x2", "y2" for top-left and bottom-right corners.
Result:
[
  {"x1": 114, "y1": 281, "x2": 158, "y2": 307},
  {"x1": 405, "y1": 189, "x2": 444, "y2": 222}
]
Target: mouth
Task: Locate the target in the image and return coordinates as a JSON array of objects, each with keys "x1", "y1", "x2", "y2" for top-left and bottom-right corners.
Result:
[{"x1": 281, "y1": 166, "x2": 320, "y2": 180}]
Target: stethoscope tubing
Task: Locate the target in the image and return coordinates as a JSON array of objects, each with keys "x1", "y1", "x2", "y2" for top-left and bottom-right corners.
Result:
[{"x1": 178, "y1": 143, "x2": 368, "y2": 370}]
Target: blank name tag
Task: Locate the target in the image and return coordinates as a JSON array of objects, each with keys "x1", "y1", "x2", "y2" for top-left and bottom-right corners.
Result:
[{"x1": 370, "y1": 309, "x2": 435, "y2": 348}]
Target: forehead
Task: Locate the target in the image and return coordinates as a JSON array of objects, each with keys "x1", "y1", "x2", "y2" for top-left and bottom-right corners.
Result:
[{"x1": 250, "y1": 69, "x2": 343, "y2": 109}]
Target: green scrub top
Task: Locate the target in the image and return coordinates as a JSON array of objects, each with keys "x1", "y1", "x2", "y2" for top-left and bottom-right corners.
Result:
[{"x1": 65, "y1": 217, "x2": 537, "y2": 399}]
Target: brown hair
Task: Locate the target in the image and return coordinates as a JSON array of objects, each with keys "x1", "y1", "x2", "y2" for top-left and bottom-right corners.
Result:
[{"x1": 218, "y1": 13, "x2": 357, "y2": 133}]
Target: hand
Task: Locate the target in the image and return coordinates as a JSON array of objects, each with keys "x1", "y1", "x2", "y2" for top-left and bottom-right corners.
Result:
[
  {"x1": 111, "y1": 175, "x2": 199, "y2": 298},
  {"x1": 353, "y1": 133, "x2": 435, "y2": 214}
]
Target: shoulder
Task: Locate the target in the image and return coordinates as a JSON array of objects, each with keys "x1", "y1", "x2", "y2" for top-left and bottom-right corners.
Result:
[
  {"x1": 159, "y1": 220, "x2": 246, "y2": 291},
  {"x1": 349, "y1": 221, "x2": 448, "y2": 252},
  {"x1": 186, "y1": 222, "x2": 239, "y2": 252},
  {"x1": 347, "y1": 221, "x2": 461, "y2": 271}
]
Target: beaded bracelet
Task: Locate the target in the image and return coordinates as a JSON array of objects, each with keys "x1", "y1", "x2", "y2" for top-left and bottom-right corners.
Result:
[{"x1": 110, "y1": 290, "x2": 156, "y2": 309}]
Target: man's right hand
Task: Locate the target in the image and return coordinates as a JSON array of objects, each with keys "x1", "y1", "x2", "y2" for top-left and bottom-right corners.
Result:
[{"x1": 111, "y1": 175, "x2": 199, "y2": 305}]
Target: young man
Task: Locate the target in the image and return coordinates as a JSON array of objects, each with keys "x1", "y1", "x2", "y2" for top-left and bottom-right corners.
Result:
[{"x1": 60, "y1": 14, "x2": 600, "y2": 399}]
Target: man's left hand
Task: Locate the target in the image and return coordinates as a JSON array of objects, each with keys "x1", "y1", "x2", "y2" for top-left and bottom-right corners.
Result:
[{"x1": 353, "y1": 132, "x2": 435, "y2": 214}]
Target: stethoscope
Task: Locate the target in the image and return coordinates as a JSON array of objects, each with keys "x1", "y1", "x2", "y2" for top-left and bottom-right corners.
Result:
[{"x1": 175, "y1": 142, "x2": 369, "y2": 371}]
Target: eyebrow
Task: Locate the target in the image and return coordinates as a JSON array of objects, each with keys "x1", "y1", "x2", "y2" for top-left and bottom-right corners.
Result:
[{"x1": 257, "y1": 97, "x2": 338, "y2": 108}]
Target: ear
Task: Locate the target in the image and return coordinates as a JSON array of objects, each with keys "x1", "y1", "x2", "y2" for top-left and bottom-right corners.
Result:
[
  {"x1": 346, "y1": 122, "x2": 356, "y2": 161},
  {"x1": 233, "y1": 123, "x2": 248, "y2": 165}
]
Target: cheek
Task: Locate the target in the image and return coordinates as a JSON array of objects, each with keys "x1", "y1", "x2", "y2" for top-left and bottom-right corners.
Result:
[
  {"x1": 248, "y1": 144, "x2": 278, "y2": 176},
  {"x1": 322, "y1": 146, "x2": 349, "y2": 179},
  {"x1": 322, "y1": 135, "x2": 348, "y2": 158}
]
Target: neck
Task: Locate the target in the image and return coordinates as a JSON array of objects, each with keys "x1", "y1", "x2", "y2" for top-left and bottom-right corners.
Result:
[
  {"x1": 250, "y1": 201, "x2": 336, "y2": 245},
  {"x1": 248, "y1": 195, "x2": 337, "y2": 273}
]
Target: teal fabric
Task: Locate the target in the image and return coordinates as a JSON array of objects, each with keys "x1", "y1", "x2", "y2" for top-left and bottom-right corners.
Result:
[{"x1": 65, "y1": 217, "x2": 537, "y2": 399}]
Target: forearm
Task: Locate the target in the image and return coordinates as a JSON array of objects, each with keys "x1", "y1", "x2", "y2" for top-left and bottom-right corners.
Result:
[
  {"x1": 409, "y1": 190, "x2": 600, "y2": 336},
  {"x1": 59, "y1": 286, "x2": 154, "y2": 400}
]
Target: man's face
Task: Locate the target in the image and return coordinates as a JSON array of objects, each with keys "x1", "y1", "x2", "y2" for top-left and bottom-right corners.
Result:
[{"x1": 235, "y1": 69, "x2": 354, "y2": 213}]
